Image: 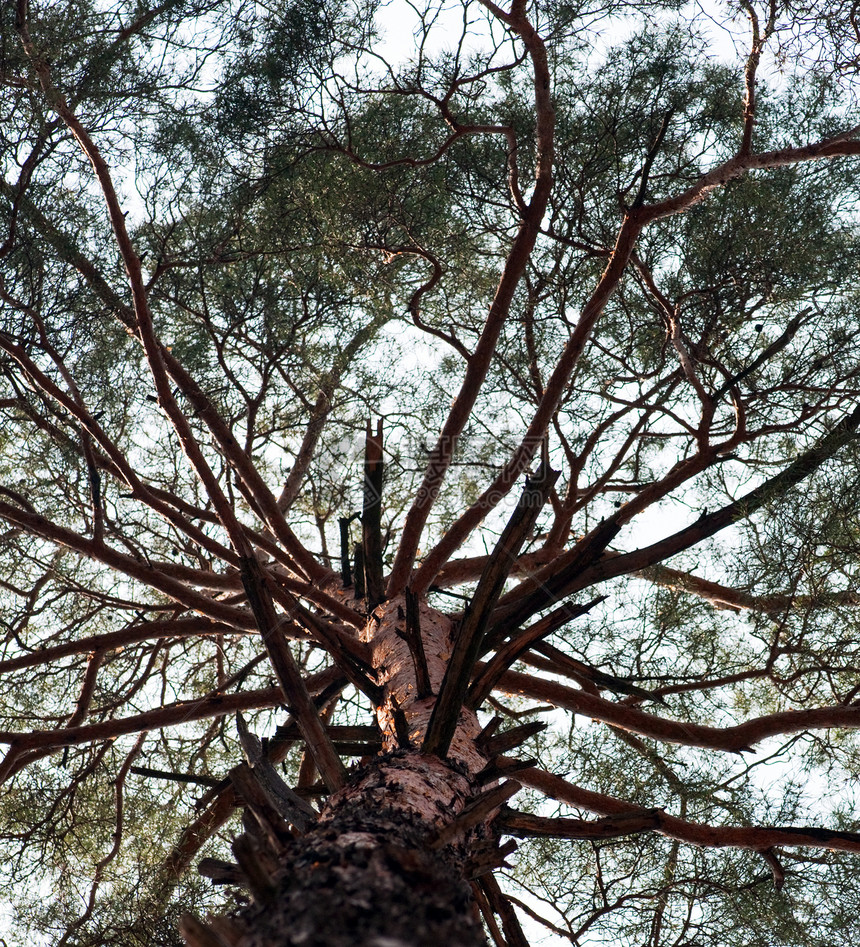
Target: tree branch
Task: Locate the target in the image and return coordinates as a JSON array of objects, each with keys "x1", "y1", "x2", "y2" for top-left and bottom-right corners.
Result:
[
  {"x1": 517, "y1": 767, "x2": 860, "y2": 854},
  {"x1": 423, "y1": 464, "x2": 558, "y2": 758}
]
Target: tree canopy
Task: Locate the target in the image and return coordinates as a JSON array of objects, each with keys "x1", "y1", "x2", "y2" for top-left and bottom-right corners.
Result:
[{"x1": 4, "y1": 0, "x2": 860, "y2": 944}]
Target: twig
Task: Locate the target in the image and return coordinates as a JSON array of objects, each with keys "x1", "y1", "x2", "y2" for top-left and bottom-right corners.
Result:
[
  {"x1": 236, "y1": 714, "x2": 318, "y2": 832},
  {"x1": 131, "y1": 766, "x2": 221, "y2": 788},
  {"x1": 428, "y1": 780, "x2": 521, "y2": 849},
  {"x1": 480, "y1": 721, "x2": 547, "y2": 758},
  {"x1": 758, "y1": 847, "x2": 786, "y2": 890}
]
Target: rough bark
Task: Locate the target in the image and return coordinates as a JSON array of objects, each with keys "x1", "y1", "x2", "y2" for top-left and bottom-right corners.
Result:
[
  {"x1": 227, "y1": 753, "x2": 487, "y2": 947},
  {"x1": 200, "y1": 599, "x2": 493, "y2": 947}
]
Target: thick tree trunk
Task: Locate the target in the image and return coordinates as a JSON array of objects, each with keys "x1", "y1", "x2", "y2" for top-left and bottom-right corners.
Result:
[
  {"x1": 229, "y1": 752, "x2": 487, "y2": 947},
  {"x1": 190, "y1": 598, "x2": 493, "y2": 947}
]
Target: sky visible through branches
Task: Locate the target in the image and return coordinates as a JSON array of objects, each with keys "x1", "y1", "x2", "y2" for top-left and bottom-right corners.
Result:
[{"x1": 5, "y1": 1, "x2": 860, "y2": 945}]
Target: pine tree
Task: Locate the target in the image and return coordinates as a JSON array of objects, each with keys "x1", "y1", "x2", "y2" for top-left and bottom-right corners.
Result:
[{"x1": 4, "y1": 1, "x2": 860, "y2": 944}]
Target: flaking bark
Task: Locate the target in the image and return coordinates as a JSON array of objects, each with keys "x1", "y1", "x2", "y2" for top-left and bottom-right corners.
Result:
[{"x1": 226, "y1": 754, "x2": 488, "y2": 947}]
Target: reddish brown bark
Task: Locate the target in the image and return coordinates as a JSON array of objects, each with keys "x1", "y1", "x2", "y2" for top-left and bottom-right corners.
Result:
[
  {"x1": 224, "y1": 754, "x2": 488, "y2": 947},
  {"x1": 195, "y1": 601, "x2": 496, "y2": 946},
  {"x1": 10, "y1": 4, "x2": 860, "y2": 945}
]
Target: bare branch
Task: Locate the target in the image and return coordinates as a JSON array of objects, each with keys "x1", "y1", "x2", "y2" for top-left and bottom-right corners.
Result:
[{"x1": 424, "y1": 464, "x2": 557, "y2": 757}]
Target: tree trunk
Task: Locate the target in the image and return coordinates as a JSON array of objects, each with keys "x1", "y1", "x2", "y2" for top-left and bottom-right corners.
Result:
[
  {"x1": 230, "y1": 752, "x2": 487, "y2": 947},
  {"x1": 193, "y1": 598, "x2": 492, "y2": 947}
]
